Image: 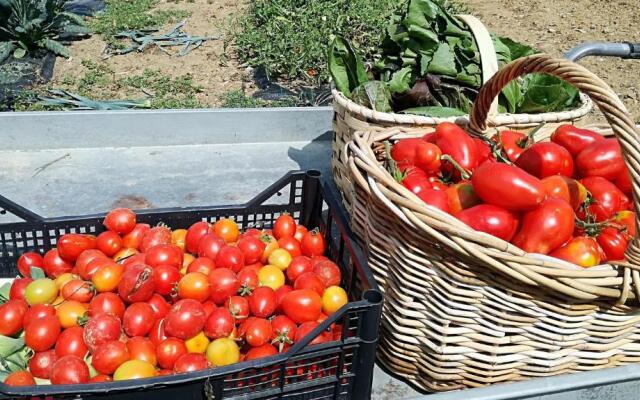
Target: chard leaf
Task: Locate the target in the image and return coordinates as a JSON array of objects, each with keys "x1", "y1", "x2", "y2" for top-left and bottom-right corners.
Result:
[
  {"x1": 499, "y1": 36, "x2": 537, "y2": 60},
  {"x1": 517, "y1": 73, "x2": 580, "y2": 113},
  {"x1": 327, "y1": 36, "x2": 368, "y2": 97},
  {"x1": 427, "y1": 43, "x2": 457, "y2": 76},
  {"x1": 400, "y1": 106, "x2": 466, "y2": 117},
  {"x1": 351, "y1": 81, "x2": 392, "y2": 112},
  {"x1": 500, "y1": 80, "x2": 522, "y2": 113},
  {"x1": 388, "y1": 67, "x2": 413, "y2": 94},
  {"x1": 0, "y1": 336, "x2": 25, "y2": 359}
]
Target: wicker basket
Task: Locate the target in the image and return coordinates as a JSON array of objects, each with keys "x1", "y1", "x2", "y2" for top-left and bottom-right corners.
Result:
[
  {"x1": 345, "y1": 54, "x2": 640, "y2": 392},
  {"x1": 332, "y1": 14, "x2": 593, "y2": 213}
]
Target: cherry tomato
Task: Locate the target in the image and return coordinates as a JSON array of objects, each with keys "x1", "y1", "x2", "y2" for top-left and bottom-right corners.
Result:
[
  {"x1": 268, "y1": 248, "x2": 292, "y2": 271},
  {"x1": 491, "y1": 130, "x2": 528, "y2": 162},
  {"x1": 209, "y1": 268, "x2": 241, "y2": 305},
  {"x1": 512, "y1": 198, "x2": 575, "y2": 254},
  {"x1": 580, "y1": 177, "x2": 629, "y2": 222},
  {"x1": 76, "y1": 251, "x2": 109, "y2": 280},
  {"x1": 294, "y1": 272, "x2": 325, "y2": 296},
  {"x1": 215, "y1": 246, "x2": 245, "y2": 273},
  {"x1": 390, "y1": 138, "x2": 442, "y2": 174},
  {"x1": 185, "y1": 221, "x2": 212, "y2": 254},
  {"x1": 401, "y1": 167, "x2": 450, "y2": 213},
  {"x1": 83, "y1": 313, "x2": 122, "y2": 352},
  {"x1": 148, "y1": 293, "x2": 171, "y2": 320},
  {"x1": 260, "y1": 235, "x2": 279, "y2": 264},
  {"x1": 95, "y1": 231, "x2": 123, "y2": 257},
  {"x1": 186, "y1": 257, "x2": 215, "y2": 276},
  {"x1": 300, "y1": 230, "x2": 326, "y2": 258},
  {"x1": 91, "y1": 340, "x2": 129, "y2": 375},
  {"x1": 9, "y1": 277, "x2": 32, "y2": 301},
  {"x1": 472, "y1": 162, "x2": 545, "y2": 211},
  {"x1": 272, "y1": 285, "x2": 292, "y2": 315},
  {"x1": 294, "y1": 226, "x2": 308, "y2": 242},
  {"x1": 157, "y1": 338, "x2": 188, "y2": 370},
  {"x1": 455, "y1": 204, "x2": 520, "y2": 242},
  {"x1": 171, "y1": 229, "x2": 188, "y2": 251},
  {"x1": 178, "y1": 272, "x2": 211, "y2": 302},
  {"x1": 149, "y1": 318, "x2": 168, "y2": 346},
  {"x1": 124, "y1": 336, "x2": 156, "y2": 367},
  {"x1": 50, "y1": 355, "x2": 90, "y2": 384},
  {"x1": 104, "y1": 208, "x2": 136, "y2": 235},
  {"x1": 61, "y1": 279, "x2": 94, "y2": 303},
  {"x1": 597, "y1": 227, "x2": 629, "y2": 261},
  {"x1": 273, "y1": 214, "x2": 297, "y2": 239},
  {"x1": 43, "y1": 249, "x2": 73, "y2": 278},
  {"x1": 204, "y1": 307, "x2": 235, "y2": 339},
  {"x1": 0, "y1": 299, "x2": 28, "y2": 336},
  {"x1": 123, "y1": 223, "x2": 151, "y2": 250},
  {"x1": 4, "y1": 371, "x2": 35, "y2": 386},
  {"x1": 56, "y1": 300, "x2": 87, "y2": 328},
  {"x1": 198, "y1": 233, "x2": 225, "y2": 260},
  {"x1": 258, "y1": 265, "x2": 285, "y2": 290},
  {"x1": 237, "y1": 236, "x2": 266, "y2": 265},
  {"x1": 542, "y1": 175, "x2": 588, "y2": 210},
  {"x1": 312, "y1": 260, "x2": 341, "y2": 287},
  {"x1": 277, "y1": 237, "x2": 302, "y2": 258},
  {"x1": 245, "y1": 343, "x2": 278, "y2": 360},
  {"x1": 248, "y1": 286, "x2": 277, "y2": 318},
  {"x1": 271, "y1": 315, "x2": 296, "y2": 350},
  {"x1": 118, "y1": 263, "x2": 155, "y2": 303},
  {"x1": 576, "y1": 138, "x2": 624, "y2": 180},
  {"x1": 25, "y1": 278, "x2": 58, "y2": 305},
  {"x1": 28, "y1": 350, "x2": 57, "y2": 379},
  {"x1": 294, "y1": 321, "x2": 331, "y2": 345},
  {"x1": 515, "y1": 142, "x2": 574, "y2": 178},
  {"x1": 123, "y1": 302, "x2": 155, "y2": 337},
  {"x1": 225, "y1": 295, "x2": 249, "y2": 320},
  {"x1": 282, "y1": 289, "x2": 322, "y2": 324},
  {"x1": 286, "y1": 256, "x2": 312, "y2": 282},
  {"x1": 153, "y1": 265, "x2": 181, "y2": 296},
  {"x1": 206, "y1": 338, "x2": 240, "y2": 366},
  {"x1": 164, "y1": 299, "x2": 206, "y2": 339},
  {"x1": 25, "y1": 315, "x2": 61, "y2": 351},
  {"x1": 89, "y1": 292, "x2": 126, "y2": 320},
  {"x1": 144, "y1": 244, "x2": 182, "y2": 270},
  {"x1": 244, "y1": 318, "x2": 272, "y2": 347},
  {"x1": 174, "y1": 353, "x2": 209, "y2": 373},
  {"x1": 551, "y1": 125, "x2": 604, "y2": 156},
  {"x1": 22, "y1": 304, "x2": 55, "y2": 327},
  {"x1": 213, "y1": 219, "x2": 240, "y2": 244},
  {"x1": 238, "y1": 266, "x2": 259, "y2": 294},
  {"x1": 57, "y1": 234, "x2": 96, "y2": 263},
  {"x1": 92, "y1": 261, "x2": 124, "y2": 293},
  {"x1": 140, "y1": 226, "x2": 172, "y2": 253},
  {"x1": 17, "y1": 252, "x2": 43, "y2": 278},
  {"x1": 113, "y1": 360, "x2": 157, "y2": 381},
  {"x1": 321, "y1": 286, "x2": 348, "y2": 315},
  {"x1": 54, "y1": 326, "x2": 88, "y2": 359},
  {"x1": 55, "y1": 273, "x2": 76, "y2": 289},
  {"x1": 185, "y1": 331, "x2": 210, "y2": 354}
]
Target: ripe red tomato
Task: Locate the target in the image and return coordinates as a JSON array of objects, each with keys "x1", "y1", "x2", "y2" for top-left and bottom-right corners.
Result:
[
  {"x1": 244, "y1": 318, "x2": 272, "y2": 347},
  {"x1": 551, "y1": 125, "x2": 604, "y2": 156},
  {"x1": 61, "y1": 279, "x2": 94, "y2": 303},
  {"x1": 455, "y1": 205, "x2": 520, "y2": 242},
  {"x1": 118, "y1": 263, "x2": 155, "y2": 303},
  {"x1": 435, "y1": 122, "x2": 479, "y2": 178},
  {"x1": 83, "y1": 313, "x2": 122, "y2": 352},
  {"x1": 186, "y1": 257, "x2": 216, "y2": 275},
  {"x1": 4, "y1": 371, "x2": 35, "y2": 386},
  {"x1": 294, "y1": 272, "x2": 325, "y2": 296},
  {"x1": 274, "y1": 285, "x2": 293, "y2": 314},
  {"x1": 43, "y1": 249, "x2": 73, "y2": 278},
  {"x1": 164, "y1": 299, "x2": 206, "y2": 339},
  {"x1": 25, "y1": 315, "x2": 61, "y2": 351},
  {"x1": 140, "y1": 226, "x2": 172, "y2": 253},
  {"x1": 174, "y1": 353, "x2": 209, "y2": 373},
  {"x1": 215, "y1": 246, "x2": 245, "y2": 273},
  {"x1": 294, "y1": 321, "x2": 331, "y2": 345},
  {"x1": 92, "y1": 340, "x2": 129, "y2": 375},
  {"x1": 245, "y1": 343, "x2": 278, "y2": 360},
  {"x1": 17, "y1": 252, "x2": 43, "y2": 278},
  {"x1": 55, "y1": 326, "x2": 88, "y2": 358},
  {"x1": 615, "y1": 167, "x2": 632, "y2": 195},
  {"x1": 277, "y1": 237, "x2": 302, "y2": 258},
  {"x1": 400, "y1": 167, "x2": 450, "y2": 213},
  {"x1": 248, "y1": 286, "x2": 277, "y2": 318},
  {"x1": 202, "y1": 301, "x2": 217, "y2": 319},
  {"x1": 148, "y1": 293, "x2": 171, "y2": 320},
  {"x1": 225, "y1": 295, "x2": 249, "y2": 320},
  {"x1": 152, "y1": 265, "x2": 181, "y2": 296},
  {"x1": 597, "y1": 227, "x2": 629, "y2": 261},
  {"x1": 282, "y1": 289, "x2": 322, "y2": 324},
  {"x1": 22, "y1": 304, "x2": 55, "y2": 327},
  {"x1": 104, "y1": 208, "x2": 136, "y2": 235},
  {"x1": 472, "y1": 162, "x2": 545, "y2": 211},
  {"x1": 273, "y1": 214, "x2": 297, "y2": 239},
  {"x1": 123, "y1": 223, "x2": 151, "y2": 250},
  {"x1": 286, "y1": 256, "x2": 312, "y2": 282},
  {"x1": 312, "y1": 260, "x2": 341, "y2": 287},
  {"x1": 95, "y1": 231, "x2": 123, "y2": 257},
  {"x1": 300, "y1": 230, "x2": 326, "y2": 257},
  {"x1": 50, "y1": 355, "x2": 89, "y2": 384},
  {"x1": 294, "y1": 226, "x2": 308, "y2": 242},
  {"x1": 9, "y1": 278, "x2": 32, "y2": 301},
  {"x1": 57, "y1": 234, "x2": 97, "y2": 263},
  {"x1": 178, "y1": 272, "x2": 211, "y2": 302},
  {"x1": 157, "y1": 338, "x2": 187, "y2": 370},
  {"x1": 512, "y1": 198, "x2": 575, "y2": 254},
  {"x1": 576, "y1": 138, "x2": 624, "y2": 180},
  {"x1": 237, "y1": 236, "x2": 265, "y2": 265},
  {"x1": 391, "y1": 138, "x2": 442, "y2": 174},
  {"x1": 0, "y1": 299, "x2": 28, "y2": 336},
  {"x1": 270, "y1": 315, "x2": 296, "y2": 350},
  {"x1": 146, "y1": 244, "x2": 183, "y2": 269},
  {"x1": 204, "y1": 307, "x2": 235, "y2": 339},
  {"x1": 123, "y1": 302, "x2": 155, "y2": 337},
  {"x1": 580, "y1": 177, "x2": 629, "y2": 222},
  {"x1": 76, "y1": 250, "x2": 109, "y2": 280},
  {"x1": 127, "y1": 336, "x2": 157, "y2": 366},
  {"x1": 89, "y1": 292, "x2": 126, "y2": 320},
  {"x1": 542, "y1": 175, "x2": 588, "y2": 210},
  {"x1": 185, "y1": 221, "x2": 212, "y2": 254},
  {"x1": 149, "y1": 318, "x2": 168, "y2": 347},
  {"x1": 28, "y1": 350, "x2": 57, "y2": 379},
  {"x1": 213, "y1": 219, "x2": 240, "y2": 244},
  {"x1": 515, "y1": 142, "x2": 574, "y2": 178},
  {"x1": 238, "y1": 266, "x2": 259, "y2": 294},
  {"x1": 209, "y1": 268, "x2": 240, "y2": 305},
  {"x1": 198, "y1": 233, "x2": 225, "y2": 260},
  {"x1": 491, "y1": 130, "x2": 528, "y2": 162}
]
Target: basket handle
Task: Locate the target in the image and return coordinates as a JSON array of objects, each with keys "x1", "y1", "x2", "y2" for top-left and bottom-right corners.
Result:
[{"x1": 468, "y1": 54, "x2": 640, "y2": 262}]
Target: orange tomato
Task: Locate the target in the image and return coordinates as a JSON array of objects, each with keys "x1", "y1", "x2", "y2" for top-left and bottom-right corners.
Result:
[
  {"x1": 172, "y1": 229, "x2": 188, "y2": 250},
  {"x1": 92, "y1": 262, "x2": 124, "y2": 292},
  {"x1": 213, "y1": 219, "x2": 240, "y2": 244},
  {"x1": 56, "y1": 300, "x2": 87, "y2": 328},
  {"x1": 113, "y1": 248, "x2": 138, "y2": 263},
  {"x1": 549, "y1": 236, "x2": 602, "y2": 268},
  {"x1": 178, "y1": 272, "x2": 211, "y2": 302},
  {"x1": 113, "y1": 360, "x2": 157, "y2": 381},
  {"x1": 260, "y1": 235, "x2": 279, "y2": 264}
]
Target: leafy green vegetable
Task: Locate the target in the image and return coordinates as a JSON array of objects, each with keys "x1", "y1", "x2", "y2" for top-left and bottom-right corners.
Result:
[
  {"x1": 400, "y1": 106, "x2": 466, "y2": 117},
  {"x1": 351, "y1": 81, "x2": 392, "y2": 112},
  {"x1": 328, "y1": 36, "x2": 368, "y2": 97},
  {"x1": 388, "y1": 67, "x2": 413, "y2": 94},
  {"x1": 0, "y1": 282, "x2": 10, "y2": 303},
  {"x1": 0, "y1": 335, "x2": 24, "y2": 359},
  {"x1": 517, "y1": 74, "x2": 580, "y2": 113}
]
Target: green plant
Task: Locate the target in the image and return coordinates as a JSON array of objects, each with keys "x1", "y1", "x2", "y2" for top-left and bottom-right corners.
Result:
[
  {"x1": 0, "y1": 0, "x2": 89, "y2": 62},
  {"x1": 220, "y1": 90, "x2": 298, "y2": 108}
]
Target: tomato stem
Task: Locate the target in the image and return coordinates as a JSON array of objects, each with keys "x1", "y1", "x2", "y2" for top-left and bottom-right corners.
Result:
[
  {"x1": 440, "y1": 155, "x2": 471, "y2": 180},
  {"x1": 517, "y1": 122, "x2": 545, "y2": 149}
]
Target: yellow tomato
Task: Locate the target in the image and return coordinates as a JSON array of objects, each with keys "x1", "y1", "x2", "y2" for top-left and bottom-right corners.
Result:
[
  {"x1": 113, "y1": 360, "x2": 157, "y2": 381},
  {"x1": 182, "y1": 253, "x2": 195, "y2": 270},
  {"x1": 25, "y1": 278, "x2": 58, "y2": 305},
  {"x1": 56, "y1": 300, "x2": 87, "y2": 328},
  {"x1": 322, "y1": 286, "x2": 348, "y2": 315},
  {"x1": 268, "y1": 248, "x2": 292, "y2": 271},
  {"x1": 258, "y1": 265, "x2": 285, "y2": 290},
  {"x1": 185, "y1": 331, "x2": 210, "y2": 354},
  {"x1": 260, "y1": 235, "x2": 279, "y2": 264},
  {"x1": 206, "y1": 338, "x2": 240, "y2": 367},
  {"x1": 55, "y1": 273, "x2": 77, "y2": 289},
  {"x1": 113, "y1": 248, "x2": 138, "y2": 263},
  {"x1": 172, "y1": 229, "x2": 188, "y2": 250}
]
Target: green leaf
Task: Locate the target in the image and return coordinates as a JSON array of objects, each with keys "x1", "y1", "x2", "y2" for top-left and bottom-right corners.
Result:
[
  {"x1": 42, "y1": 38, "x2": 70, "y2": 57},
  {"x1": 351, "y1": 81, "x2": 392, "y2": 112},
  {"x1": 0, "y1": 282, "x2": 10, "y2": 302},
  {"x1": 30, "y1": 266, "x2": 45, "y2": 279},
  {"x1": 388, "y1": 67, "x2": 413, "y2": 94},
  {"x1": 13, "y1": 47, "x2": 26, "y2": 58},
  {"x1": 0, "y1": 335, "x2": 25, "y2": 359},
  {"x1": 427, "y1": 43, "x2": 457, "y2": 76},
  {"x1": 499, "y1": 37, "x2": 537, "y2": 60},
  {"x1": 500, "y1": 80, "x2": 522, "y2": 113},
  {"x1": 327, "y1": 36, "x2": 368, "y2": 97},
  {"x1": 517, "y1": 73, "x2": 580, "y2": 113},
  {"x1": 0, "y1": 42, "x2": 15, "y2": 63},
  {"x1": 400, "y1": 106, "x2": 466, "y2": 117}
]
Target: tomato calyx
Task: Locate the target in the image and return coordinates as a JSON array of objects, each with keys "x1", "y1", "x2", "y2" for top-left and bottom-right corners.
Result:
[
  {"x1": 238, "y1": 284, "x2": 253, "y2": 297},
  {"x1": 77, "y1": 312, "x2": 90, "y2": 327},
  {"x1": 271, "y1": 331, "x2": 293, "y2": 352}
]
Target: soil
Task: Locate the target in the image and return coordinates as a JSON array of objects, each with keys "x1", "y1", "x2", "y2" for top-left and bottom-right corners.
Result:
[
  {"x1": 51, "y1": 0, "x2": 249, "y2": 106},
  {"x1": 465, "y1": 0, "x2": 640, "y2": 122}
]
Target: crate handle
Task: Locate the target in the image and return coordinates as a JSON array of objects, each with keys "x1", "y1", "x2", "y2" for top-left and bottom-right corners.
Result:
[{"x1": 0, "y1": 194, "x2": 44, "y2": 223}]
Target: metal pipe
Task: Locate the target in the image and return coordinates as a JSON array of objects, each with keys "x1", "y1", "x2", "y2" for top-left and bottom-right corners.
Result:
[{"x1": 565, "y1": 42, "x2": 640, "y2": 62}]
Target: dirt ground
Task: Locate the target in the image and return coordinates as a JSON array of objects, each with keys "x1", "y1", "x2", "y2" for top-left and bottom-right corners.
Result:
[
  {"x1": 52, "y1": 0, "x2": 248, "y2": 106},
  {"x1": 465, "y1": 0, "x2": 640, "y2": 122}
]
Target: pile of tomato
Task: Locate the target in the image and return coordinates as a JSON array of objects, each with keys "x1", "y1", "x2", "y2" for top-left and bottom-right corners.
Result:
[
  {"x1": 0, "y1": 210, "x2": 349, "y2": 386},
  {"x1": 390, "y1": 122, "x2": 636, "y2": 267}
]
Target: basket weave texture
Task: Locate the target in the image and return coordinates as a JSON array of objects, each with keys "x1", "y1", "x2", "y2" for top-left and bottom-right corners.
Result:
[{"x1": 346, "y1": 54, "x2": 640, "y2": 392}]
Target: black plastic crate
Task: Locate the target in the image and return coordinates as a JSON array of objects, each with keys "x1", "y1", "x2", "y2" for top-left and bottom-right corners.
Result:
[{"x1": 0, "y1": 170, "x2": 383, "y2": 400}]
